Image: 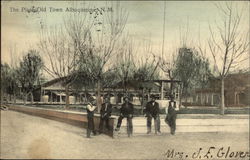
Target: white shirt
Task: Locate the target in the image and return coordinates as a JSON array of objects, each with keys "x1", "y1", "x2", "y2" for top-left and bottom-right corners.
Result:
[
  {"x1": 165, "y1": 106, "x2": 168, "y2": 114},
  {"x1": 87, "y1": 104, "x2": 96, "y2": 112},
  {"x1": 170, "y1": 102, "x2": 175, "y2": 107}
]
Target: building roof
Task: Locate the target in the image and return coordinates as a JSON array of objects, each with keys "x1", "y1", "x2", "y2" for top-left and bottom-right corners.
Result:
[
  {"x1": 145, "y1": 79, "x2": 181, "y2": 83},
  {"x1": 196, "y1": 71, "x2": 250, "y2": 93}
]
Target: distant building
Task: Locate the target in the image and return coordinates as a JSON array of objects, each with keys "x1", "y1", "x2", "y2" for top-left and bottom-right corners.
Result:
[
  {"x1": 194, "y1": 72, "x2": 250, "y2": 107},
  {"x1": 33, "y1": 77, "x2": 181, "y2": 107}
]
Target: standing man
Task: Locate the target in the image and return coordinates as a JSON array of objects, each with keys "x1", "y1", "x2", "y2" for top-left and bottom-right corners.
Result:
[
  {"x1": 86, "y1": 96, "x2": 97, "y2": 138},
  {"x1": 99, "y1": 96, "x2": 112, "y2": 134},
  {"x1": 144, "y1": 95, "x2": 161, "y2": 134},
  {"x1": 165, "y1": 95, "x2": 177, "y2": 135},
  {"x1": 115, "y1": 95, "x2": 134, "y2": 137}
]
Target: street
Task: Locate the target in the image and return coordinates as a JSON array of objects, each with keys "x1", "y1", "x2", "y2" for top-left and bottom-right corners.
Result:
[{"x1": 1, "y1": 110, "x2": 249, "y2": 159}]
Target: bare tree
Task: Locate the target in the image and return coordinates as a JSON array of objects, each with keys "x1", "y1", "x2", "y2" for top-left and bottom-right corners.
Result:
[
  {"x1": 39, "y1": 23, "x2": 80, "y2": 108},
  {"x1": 208, "y1": 2, "x2": 249, "y2": 114},
  {"x1": 77, "y1": 2, "x2": 129, "y2": 112},
  {"x1": 135, "y1": 40, "x2": 160, "y2": 82},
  {"x1": 157, "y1": 49, "x2": 177, "y2": 98},
  {"x1": 133, "y1": 40, "x2": 160, "y2": 112},
  {"x1": 111, "y1": 36, "x2": 159, "y2": 113},
  {"x1": 38, "y1": 1, "x2": 98, "y2": 108},
  {"x1": 115, "y1": 35, "x2": 136, "y2": 92}
]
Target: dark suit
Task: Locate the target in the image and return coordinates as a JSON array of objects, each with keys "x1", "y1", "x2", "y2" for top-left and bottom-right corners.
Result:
[
  {"x1": 166, "y1": 101, "x2": 177, "y2": 135},
  {"x1": 86, "y1": 103, "x2": 96, "y2": 138},
  {"x1": 145, "y1": 101, "x2": 161, "y2": 133},
  {"x1": 116, "y1": 102, "x2": 134, "y2": 135},
  {"x1": 99, "y1": 103, "x2": 112, "y2": 133}
]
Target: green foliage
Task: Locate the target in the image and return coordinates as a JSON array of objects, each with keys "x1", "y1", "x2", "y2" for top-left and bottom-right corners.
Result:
[
  {"x1": 1, "y1": 63, "x2": 10, "y2": 93},
  {"x1": 173, "y1": 47, "x2": 212, "y2": 97},
  {"x1": 78, "y1": 48, "x2": 104, "y2": 81},
  {"x1": 1, "y1": 63, "x2": 19, "y2": 95},
  {"x1": 17, "y1": 50, "x2": 43, "y2": 93},
  {"x1": 102, "y1": 70, "x2": 120, "y2": 88},
  {"x1": 71, "y1": 70, "x2": 96, "y2": 91},
  {"x1": 115, "y1": 57, "x2": 136, "y2": 89},
  {"x1": 112, "y1": 53, "x2": 159, "y2": 91},
  {"x1": 133, "y1": 60, "x2": 160, "y2": 90},
  {"x1": 133, "y1": 62, "x2": 159, "y2": 82}
]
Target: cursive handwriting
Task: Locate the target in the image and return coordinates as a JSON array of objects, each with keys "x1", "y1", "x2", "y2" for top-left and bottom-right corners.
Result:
[{"x1": 163, "y1": 147, "x2": 249, "y2": 159}]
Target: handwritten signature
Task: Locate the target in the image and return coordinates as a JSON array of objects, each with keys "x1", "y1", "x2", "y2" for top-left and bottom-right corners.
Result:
[{"x1": 163, "y1": 147, "x2": 249, "y2": 159}]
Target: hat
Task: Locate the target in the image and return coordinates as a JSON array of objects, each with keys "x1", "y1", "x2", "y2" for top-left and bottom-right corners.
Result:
[
  {"x1": 104, "y1": 96, "x2": 110, "y2": 102},
  {"x1": 170, "y1": 95, "x2": 175, "y2": 101},
  {"x1": 88, "y1": 96, "x2": 96, "y2": 102}
]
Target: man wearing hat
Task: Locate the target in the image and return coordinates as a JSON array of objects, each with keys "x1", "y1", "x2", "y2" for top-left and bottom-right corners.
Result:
[
  {"x1": 86, "y1": 96, "x2": 97, "y2": 138},
  {"x1": 165, "y1": 95, "x2": 177, "y2": 135},
  {"x1": 99, "y1": 96, "x2": 112, "y2": 134},
  {"x1": 144, "y1": 95, "x2": 161, "y2": 134},
  {"x1": 115, "y1": 95, "x2": 134, "y2": 136}
]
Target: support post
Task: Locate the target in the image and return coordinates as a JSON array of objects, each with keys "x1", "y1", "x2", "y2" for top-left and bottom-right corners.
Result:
[
  {"x1": 161, "y1": 81, "x2": 164, "y2": 100},
  {"x1": 211, "y1": 93, "x2": 214, "y2": 106},
  {"x1": 40, "y1": 87, "x2": 43, "y2": 102},
  {"x1": 50, "y1": 91, "x2": 52, "y2": 104}
]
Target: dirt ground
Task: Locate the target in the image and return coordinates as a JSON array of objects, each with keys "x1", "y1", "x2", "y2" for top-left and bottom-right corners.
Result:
[{"x1": 1, "y1": 110, "x2": 249, "y2": 159}]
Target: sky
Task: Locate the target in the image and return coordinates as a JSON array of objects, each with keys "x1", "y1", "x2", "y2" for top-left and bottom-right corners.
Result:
[{"x1": 1, "y1": 1, "x2": 249, "y2": 78}]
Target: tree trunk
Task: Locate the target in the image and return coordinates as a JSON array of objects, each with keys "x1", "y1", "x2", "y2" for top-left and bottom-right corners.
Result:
[
  {"x1": 1, "y1": 91, "x2": 3, "y2": 104},
  {"x1": 40, "y1": 88, "x2": 43, "y2": 102},
  {"x1": 23, "y1": 93, "x2": 27, "y2": 105},
  {"x1": 13, "y1": 91, "x2": 16, "y2": 104},
  {"x1": 183, "y1": 87, "x2": 188, "y2": 103},
  {"x1": 9, "y1": 94, "x2": 12, "y2": 102},
  {"x1": 115, "y1": 91, "x2": 118, "y2": 108},
  {"x1": 234, "y1": 92, "x2": 237, "y2": 105},
  {"x1": 65, "y1": 84, "x2": 70, "y2": 109},
  {"x1": 147, "y1": 89, "x2": 151, "y2": 101},
  {"x1": 211, "y1": 93, "x2": 214, "y2": 106},
  {"x1": 178, "y1": 83, "x2": 182, "y2": 108},
  {"x1": 97, "y1": 80, "x2": 102, "y2": 113},
  {"x1": 141, "y1": 88, "x2": 145, "y2": 114},
  {"x1": 5, "y1": 93, "x2": 9, "y2": 104},
  {"x1": 85, "y1": 91, "x2": 89, "y2": 104},
  {"x1": 170, "y1": 78, "x2": 173, "y2": 96},
  {"x1": 206, "y1": 94, "x2": 209, "y2": 105},
  {"x1": 50, "y1": 91, "x2": 53, "y2": 103},
  {"x1": 221, "y1": 78, "x2": 225, "y2": 115},
  {"x1": 180, "y1": 83, "x2": 184, "y2": 108},
  {"x1": 30, "y1": 92, "x2": 34, "y2": 105},
  {"x1": 74, "y1": 95, "x2": 77, "y2": 104},
  {"x1": 200, "y1": 92, "x2": 203, "y2": 105}
]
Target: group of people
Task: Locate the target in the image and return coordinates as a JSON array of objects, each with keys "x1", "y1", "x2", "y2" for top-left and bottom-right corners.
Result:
[
  {"x1": 86, "y1": 96, "x2": 112, "y2": 138},
  {"x1": 86, "y1": 95, "x2": 177, "y2": 138}
]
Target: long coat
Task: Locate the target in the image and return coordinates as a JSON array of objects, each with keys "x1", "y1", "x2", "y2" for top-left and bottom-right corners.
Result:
[
  {"x1": 100, "y1": 103, "x2": 112, "y2": 118},
  {"x1": 166, "y1": 101, "x2": 177, "y2": 126},
  {"x1": 145, "y1": 101, "x2": 160, "y2": 118},
  {"x1": 120, "y1": 102, "x2": 134, "y2": 117}
]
